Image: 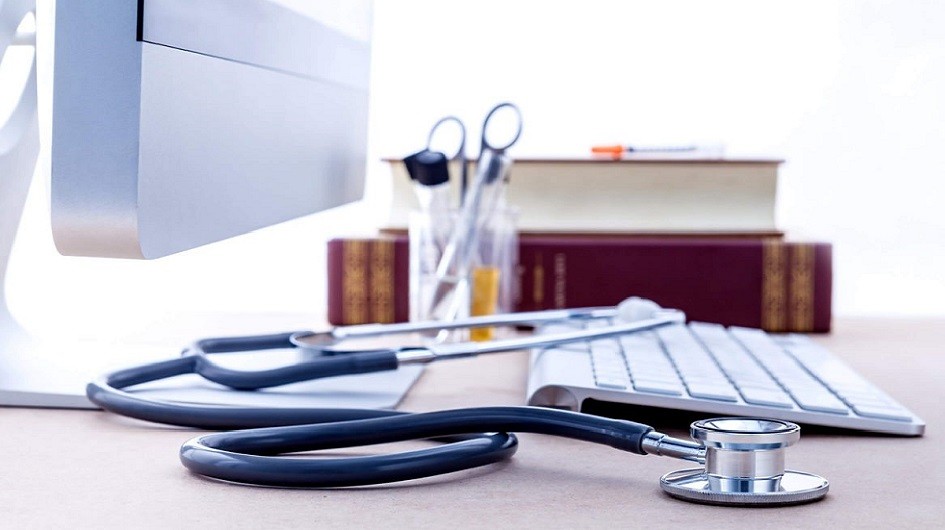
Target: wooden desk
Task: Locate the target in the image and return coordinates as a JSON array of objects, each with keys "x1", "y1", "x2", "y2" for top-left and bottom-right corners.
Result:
[{"x1": 2, "y1": 319, "x2": 942, "y2": 528}]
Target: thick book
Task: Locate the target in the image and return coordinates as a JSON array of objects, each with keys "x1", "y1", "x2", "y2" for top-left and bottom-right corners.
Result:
[
  {"x1": 384, "y1": 156, "x2": 783, "y2": 234},
  {"x1": 327, "y1": 236, "x2": 832, "y2": 332}
]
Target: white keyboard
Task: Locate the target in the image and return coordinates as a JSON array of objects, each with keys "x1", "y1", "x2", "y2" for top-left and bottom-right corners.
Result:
[{"x1": 526, "y1": 320, "x2": 925, "y2": 436}]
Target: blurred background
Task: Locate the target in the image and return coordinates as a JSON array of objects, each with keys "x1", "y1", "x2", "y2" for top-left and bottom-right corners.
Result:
[{"x1": 3, "y1": 0, "x2": 944, "y2": 339}]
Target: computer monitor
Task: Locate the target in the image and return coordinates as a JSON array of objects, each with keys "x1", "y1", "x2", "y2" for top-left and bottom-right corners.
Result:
[
  {"x1": 0, "y1": 0, "x2": 425, "y2": 408},
  {"x1": 51, "y1": 0, "x2": 371, "y2": 259}
]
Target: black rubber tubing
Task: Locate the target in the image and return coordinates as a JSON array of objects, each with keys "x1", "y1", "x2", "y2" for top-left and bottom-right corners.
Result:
[
  {"x1": 86, "y1": 334, "x2": 655, "y2": 488},
  {"x1": 179, "y1": 407, "x2": 654, "y2": 488}
]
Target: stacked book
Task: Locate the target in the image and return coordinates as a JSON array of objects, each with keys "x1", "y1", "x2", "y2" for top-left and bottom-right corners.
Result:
[{"x1": 327, "y1": 156, "x2": 832, "y2": 332}]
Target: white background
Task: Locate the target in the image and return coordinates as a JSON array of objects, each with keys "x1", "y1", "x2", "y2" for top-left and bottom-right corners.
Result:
[{"x1": 2, "y1": 0, "x2": 944, "y2": 339}]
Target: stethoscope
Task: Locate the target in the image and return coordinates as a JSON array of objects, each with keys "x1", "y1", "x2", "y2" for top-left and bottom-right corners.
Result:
[{"x1": 88, "y1": 298, "x2": 829, "y2": 506}]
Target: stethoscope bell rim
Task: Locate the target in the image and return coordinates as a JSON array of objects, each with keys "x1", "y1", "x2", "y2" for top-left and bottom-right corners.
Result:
[{"x1": 660, "y1": 417, "x2": 829, "y2": 506}]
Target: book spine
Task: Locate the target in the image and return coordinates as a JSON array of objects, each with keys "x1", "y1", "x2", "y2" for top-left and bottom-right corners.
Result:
[
  {"x1": 327, "y1": 238, "x2": 409, "y2": 325},
  {"x1": 327, "y1": 237, "x2": 832, "y2": 332}
]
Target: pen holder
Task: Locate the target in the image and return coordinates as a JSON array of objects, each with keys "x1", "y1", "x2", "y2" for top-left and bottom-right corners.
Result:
[{"x1": 409, "y1": 208, "x2": 519, "y2": 340}]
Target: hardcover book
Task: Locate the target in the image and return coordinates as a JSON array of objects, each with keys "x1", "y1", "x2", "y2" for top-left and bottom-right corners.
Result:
[
  {"x1": 385, "y1": 156, "x2": 783, "y2": 234},
  {"x1": 327, "y1": 236, "x2": 832, "y2": 332}
]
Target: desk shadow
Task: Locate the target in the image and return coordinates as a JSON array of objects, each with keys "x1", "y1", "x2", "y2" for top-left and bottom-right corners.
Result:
[
  {"x1": 92, "y1": 410, "x2": 199, "y2": 432},
  {"x1": 579, "y1": 399, "x2": 913, "y2": 439}
]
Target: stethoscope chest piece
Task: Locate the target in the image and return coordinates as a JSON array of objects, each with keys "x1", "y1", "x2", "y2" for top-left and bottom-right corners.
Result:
[{"x1": 660, "y1": 418, "x2": 829, "y2": 506}]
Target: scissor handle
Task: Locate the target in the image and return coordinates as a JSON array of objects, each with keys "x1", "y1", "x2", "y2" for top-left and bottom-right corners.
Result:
[
  {"x1": 480, "y1": 102, "x2": 523, "y2": 153},
  {"x1": 426, "y1": 115, "x2": 467, "y2": 160}
]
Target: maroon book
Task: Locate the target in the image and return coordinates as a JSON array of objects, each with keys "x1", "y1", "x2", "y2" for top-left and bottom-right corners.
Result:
[{"x1": 327, "y1": 236, "x2": 832, "y2": 332}]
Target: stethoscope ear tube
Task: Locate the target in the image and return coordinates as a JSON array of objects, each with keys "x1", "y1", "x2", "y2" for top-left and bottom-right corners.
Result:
[
  {"x1": 194, "y1": 349, "x2": 401, "y2": 390},
  {"x1": 86, "y1": 358, "x2": 403, "y2": 430},
  {"x1": 87, "y1": 312, "x2": 684, "y2": 429}
]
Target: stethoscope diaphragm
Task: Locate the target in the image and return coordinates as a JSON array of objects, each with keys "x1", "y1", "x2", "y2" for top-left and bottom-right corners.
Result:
[
  {"x1": 660, "y1": 418, "x2": 829, "y2": 506},
  {"x1": 661, "y1": 468, "x2": 829, "y2": 506}
]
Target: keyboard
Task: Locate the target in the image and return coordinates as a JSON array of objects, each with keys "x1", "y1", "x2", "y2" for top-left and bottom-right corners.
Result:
[{"x1": 526, "y1": 319, "x2": 925, "y2": 436}]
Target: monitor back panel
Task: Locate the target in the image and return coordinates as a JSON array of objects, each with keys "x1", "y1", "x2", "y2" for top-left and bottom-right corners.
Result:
[{"x1": 51, "y1": 0, "x2": 371, "y2": 259}]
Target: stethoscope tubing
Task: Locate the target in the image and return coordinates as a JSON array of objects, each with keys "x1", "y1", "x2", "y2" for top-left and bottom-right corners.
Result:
[
  {"x1": 87, "y1": 357, "x2": 400, "y2": 430},
  {"x1": 89, "y1": 361, "x2": 655, "y2": 488},
  {"x1": 86, "y1": 301, "x2": 677, "y2": 489},
  {"x1": 179, "y1": 407, "x2": 652, "y2": 488}
]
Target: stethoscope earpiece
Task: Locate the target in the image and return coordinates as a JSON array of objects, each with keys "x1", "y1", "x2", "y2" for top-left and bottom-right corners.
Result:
[{"x1": 660, "y1": 418, "x2": 829, "y2": 506}]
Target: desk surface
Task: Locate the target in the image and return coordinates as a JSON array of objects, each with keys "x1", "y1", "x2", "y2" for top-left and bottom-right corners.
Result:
[{"x1": 2, "y1": 318, "x2": 943, "y2": 529}]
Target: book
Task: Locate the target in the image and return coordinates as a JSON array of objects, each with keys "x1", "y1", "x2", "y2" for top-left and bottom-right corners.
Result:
[
  {"x1": 378, "y1": 227, "x2": 786, "y2": 240},
  {"x1": 384, "y1": 156, "x2": 783, "y2": 234},
  {"x1": 327, "y1": 235, "x2": 832, "y2": 332}
]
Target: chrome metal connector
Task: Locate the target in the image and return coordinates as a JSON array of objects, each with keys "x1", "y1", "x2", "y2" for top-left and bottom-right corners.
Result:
[{"x1": 642, "y1": 432, "x2": 706, "y2": 463}]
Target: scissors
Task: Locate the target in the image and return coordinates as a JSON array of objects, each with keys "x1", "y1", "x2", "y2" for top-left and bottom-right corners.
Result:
[
  {"x1": 426, "y1": 103, "x2": 523, "y2": 321},
  {"x1": 425, "y1": 102, "x2": 524, "y2": 205}
]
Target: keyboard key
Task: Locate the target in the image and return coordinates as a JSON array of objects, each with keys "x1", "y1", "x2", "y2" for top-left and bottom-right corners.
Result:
[
  {"x1": 792, "y1": 391, "x2": 849, "y2": 415},
  {"x1": 633, "y1": 379, "x2": 684, "y2": 396},
  {"x1": 740, "y1": 387, "x2": 794, "y2": 408},
  {"x1": 591, "y1": 349, "x2": 625, "y2": 370},
  {"x1": 630, "y1": 371, "x2": 681, "y2": 385},
  {"x1": 681, "y1": 374, "x2": 729, "y2": 385},
  {"x1": 841, "y1": 393, "x2": 897, "y2": 408},
  {"x1": 595, "y1": 377, "x2": 629, "y2": 390},
  {"x1": 686, "y1": 383, "x2": 739, "y2": 402},
  {"x1": 850, "y1": 404, "x2": 913, "y2": 422}
]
